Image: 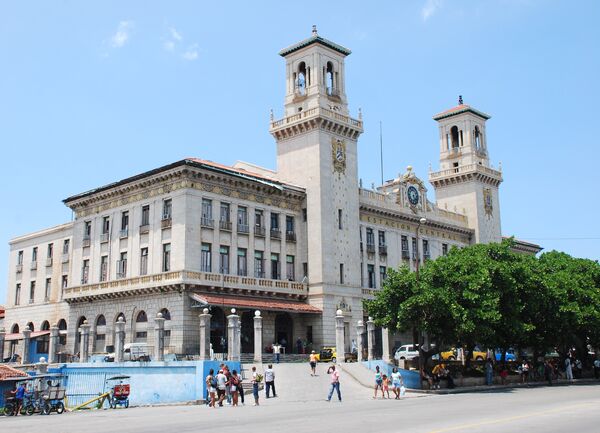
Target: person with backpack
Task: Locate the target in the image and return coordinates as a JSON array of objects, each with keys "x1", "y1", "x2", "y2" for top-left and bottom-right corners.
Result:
[
  {"x1": 230, "y1": 369, "x2": 240, "y2": 406},
  {"x1": 205, "y1": 369, "x2": 217, "y2": 408},
  {"x1": 251, "y1": 366, "x2": 262, "y2": 406}
]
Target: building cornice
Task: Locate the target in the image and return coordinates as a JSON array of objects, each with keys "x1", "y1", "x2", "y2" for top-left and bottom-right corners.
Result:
[
  {"x1": 270, "y1": 106, "x2": 363, "y2": 141},
  {"x1": 9, "y1": 222, "x2": 74, "y2": 245}
]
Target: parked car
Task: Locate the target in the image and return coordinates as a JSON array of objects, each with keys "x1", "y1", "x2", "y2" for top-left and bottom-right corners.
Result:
[
  {"x1": 315, "y1": 347, "x2": 356, "y2": 363},
  {"x1": 441, "y1": 347, "x2": 487, "y2": 361},
  {"x1": 394, "y1": 344, "x2": 420, "y2": 360},
  {"x1": 494, "y1": 348, "x2": 517, "y2": 362},
  {"x1": 105, "y1": 343, "x2": 150, "y2": 362}
]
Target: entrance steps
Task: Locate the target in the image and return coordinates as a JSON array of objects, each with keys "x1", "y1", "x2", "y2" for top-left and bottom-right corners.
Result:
[{"x1": 240, "y1": 353, "x2": 308, "y2": 364}]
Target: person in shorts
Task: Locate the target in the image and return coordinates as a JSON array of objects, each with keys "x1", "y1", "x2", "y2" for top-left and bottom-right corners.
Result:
[
  {"x1": 205, "y1": 369, "x2": 217, "y2": 408},
  {"x1": 216, "y1": 369, "x2": 227, "y2": 406},
  {"x1": 309, "y1": 351, "x2": 318, "y2": 376}
]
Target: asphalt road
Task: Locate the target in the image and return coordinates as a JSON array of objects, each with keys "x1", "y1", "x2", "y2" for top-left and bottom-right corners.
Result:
[{"x1": 2, "y1": 364, "x2": 600, "y2": 433}]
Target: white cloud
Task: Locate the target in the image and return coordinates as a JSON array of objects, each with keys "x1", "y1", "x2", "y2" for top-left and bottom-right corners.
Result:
[
  {"x1": 163, "y1": 40, "x2": 175, "y2": 51},
  {"x1": 422, "y1": 0, "x2": 443, "y2": 21},
  {"x1": 169, "y1": 27, "x2": 182, "y2": 41},
  {"x1": 111, "y1": 20, "x2": 134, "y2": 48},
  {"x1": 182, "y1": 44, "x2": 199, "y2": 61}
]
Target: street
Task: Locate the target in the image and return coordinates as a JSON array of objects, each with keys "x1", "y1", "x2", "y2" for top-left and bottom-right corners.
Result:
[{"x1": 2, "y1": 363, "x2": 600, "y2": 433}]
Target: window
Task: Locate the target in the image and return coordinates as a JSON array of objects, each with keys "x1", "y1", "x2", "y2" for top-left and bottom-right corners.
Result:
[
  {"x1": 201, "y1": 199, "x2": 213, "y2": 226},
  {"x1": 219, "y1": 246, "x2": 230, "y2": 274},
  {"x1": 47, "y1": 243, "x2": 53, "y2": 259},
  {"x1": 367, "y1": 265, "x2": 375, "y2": 289},
  {"x1": 271, "y1": 212, "x2": 279, "y2": 229},
  {"x1": 32, "y1": 247, "x2": 38, "y2": 262},
  {"x1": 82, "y1": 259, "x2": 90, "y2": 284},
  {"x1": 100, "y1": 255, "x2": 108, "y2": 281},
  {"x1": 141, "y1": 205, "x2": 150, "y2": 226},
  {"x1": 442, "y1": 243, "x2": 449, "y2": 256},
  {"x1": 45, "y1": 278, "x2": 51, "y2": 301},
  {"x1": 219, "y1": 203, "x2": 231, "y2": 230},
  {"x1": 380, "y1": 266, "x2": 387, "y2": 284},
  {"x1": 84, "y1": 221, "x2": 92, "y2": 238},
  {"x1": 117, "y1": 252, "x2": 128, "y2": 278},
  {"x1": 366, "y1": 228, "x2": 375, "y2": 252},
  {"x1": 401, "y1": 235, "x2": 409, "y2": 259},
  {"x1": 453, "y1": 161, "x2": 459, "y2": 173},
  {"x1": 411, "y1": 238, "x2": 418, "y2": 261},
  {"x1": 450, "y1": 125, "x2": 459, "y2": 149},
  {"x1": 17, "y1": 250, "x2": 24, "y2": 265},
  {"x1": 302, "y1": 208, "x2": 307, "y2": 222},
  {"x1": 302, "y1": 262, "x2": 308, "y2": 279},
  {"x1": 271, "y1": 253, "x2": 280, "y2": 280},
  {"x1": 286, "y1": 255, "x2": 295, "y2": 281},
  {"x1": 61, "y1": 275, "x2": 68, "y2": 289},
  {"x1": 339, "y1": 263, "x2": 344, "y2": 284},
  {"x1": 162, "y1": 244, "x2": 171, "y2": 272},
  {"x1": 378, "y1": 231, "x2": 386, "y2": 247},
  {"x1": 237, "y1": 206, "x2": 249, "y2": 232},
  {"x1": 15, "y1": 283, "x2": 21, "y2": 305},
  {"x1": 121, "y1": 211, "x2": 129, "y2": 236},
  {"x1": 237, "y1": 248, "x2": 247, "y2": 276},
  {"x1": 62, "y1": 239, "x2": 70, "y2": 255},
  {"x1": 254, "y1": 210, "x2": 265, "y2": 236},
  {"x1": 423, "y1": 240, "x2": 430, "y2": 261},
  {"x1": 286, "y1": 215, "x2": 295, "y2": 233},
  {"x1": 29, "y1": 281, "x2": 36, "y2": 303},
  {"x1": 102, "y1": 216, "x2": 110, "y2": 234},
  {"x1": 254, "y1": 251, "x2": 264, "y2": 278},
  {"x1": 162, "y1": 199, "x2": 172, "y2": 219},
  {"x1": 201, "y1": 243, "x2": 212, "y2": 272},
  {"x1": 338, "y1": 209, "x2": 343, "y2": 229},
  {"x1": 140, "y1": 247, "x2": 148, "y2": 275}
]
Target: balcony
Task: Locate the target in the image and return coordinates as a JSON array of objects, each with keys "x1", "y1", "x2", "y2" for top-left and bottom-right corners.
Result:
[
  {"x1": 139, "y1": 224, "x2": 150, "y2": 234},
  {"x1": 286, "y1": 231, "x2": 297, "y2": 242},
  {"x1": 237, "y1": 224, "x2": 250, "y2": 234},
  {"x1": 63, "y1": 270, "x2": 309, "y2": 303},
  {"x1": 254, "y1": 226, "x2": 266, "y2": 237},
  {"x1": 46, "y1": 258, "x2": 53, "y2": 267},
  {"x1": 401, "y1": 250, "x2": 410, "y2": 260},
  {"x1": 82, "y1": 236, "x2": 91, "y2": 248},
  {"x1": 219, "y1": 220, "x2": 232, "y2": 231},
  {"x1": 62, "y1": 254, "x2": 69, "y2": 263},
  {"x1": 100, "y1": 233, "x2": 109, "y2": 243},
  {"x1": 30, "y1": 261, "x2": 38, "y2": 270},
  {"x1": 119, "y1": 229, "x2": 129, "y2": 239},
  {"x1": 161, "y1": 217, "x2": 172, "y2": 229},
  {"x1": 379, "y1": 245, "x2": 388, "y2": 255},
  {"x1": 270, "y1": 229, "x2": 281, "y2": 240},
  {"x1": 201, "y1": 217, "x2": 214, "y2": 228},
  {"x1": 366, "y1": 244, "x2": 375, "y2": 254},
  {"x1": 16, "y1": 264, "x2": 23, "y2": 273}
]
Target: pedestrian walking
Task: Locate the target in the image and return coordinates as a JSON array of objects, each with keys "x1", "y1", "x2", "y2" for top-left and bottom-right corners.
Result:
[
  {"x1": 264, "y1": 364, "x2": 277, "y2": 398},
  {"x1": 373, "y1": 365, "x2": 384, "y2": 398},
  {"x1": 565, "y1": 356, "x2": 573, "y2": 381},
  {"x1": 391, "y1": 367, "x2": 403, "y2": 400},
  {"x1": 382, "y1": 374, "x2": 391, "y2": 399},
  {"x1": 230, "y1": 369, "x2": 240, "y2": 406},
  {"x1": 205, "y1": 368, "x2": 217, "y2": 408},
  {"x1": 327, "y1": 365, "x2": 342, "y2": 402},
  {"x1": 236, "y1": 370, "x2": 245, "y2": 405},
  {"x1": 309, "y1": 350, "x2": 318, "y2": 376},
  {"x1": 520, "y1": 360, "x2": 529, "y2": 384},
  {"x1": 485, "y1": 358, "x2": 494, "y2": 386},
  {"x1": 251, "y1": 366, "x2": 262, "y2": 406},
  {"x1": 544, "y1": 360, "x2": 553, "y2": 386}
]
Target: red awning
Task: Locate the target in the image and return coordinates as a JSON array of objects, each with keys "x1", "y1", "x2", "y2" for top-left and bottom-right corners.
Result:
[
  {"x1": 4, "y1": 330, "x2": 50, "y2": 341},
  {"x1": 190, "y1": 293, "x2": 321, "y2": 314}
]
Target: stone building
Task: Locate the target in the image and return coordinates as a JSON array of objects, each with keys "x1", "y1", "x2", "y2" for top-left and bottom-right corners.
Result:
[{"x1": 2, "y1": 29, "x2": 540, "y2": 360}]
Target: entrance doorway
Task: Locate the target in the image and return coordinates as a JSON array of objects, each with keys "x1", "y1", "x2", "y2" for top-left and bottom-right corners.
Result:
[
  {"x1": 209, "y1": 307, "x2": 226, "y2": 353},
  {"x1": 240, "y1": 311, "x2": 255, "y2": 353},
  {"x1": 274, "y1": 313, "x2": 293, "y2": 354}
]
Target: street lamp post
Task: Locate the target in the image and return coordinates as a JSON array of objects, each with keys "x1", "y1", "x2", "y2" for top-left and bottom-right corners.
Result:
[{"x1": 414, "y1": 217, "x2": 427, "y2": 370}]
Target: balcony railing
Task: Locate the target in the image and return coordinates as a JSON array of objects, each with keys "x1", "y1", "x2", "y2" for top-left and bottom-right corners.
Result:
[
  {"x1": 401, "y1": 250, "x2": 410, "y2": 260},
  {"x1": 119, "y1": 228, "x2": 129, "y2": 239},
  {"x1": 30, "y1": 261, "x2": 37, "y2": 270},
  {"x1": 254, "y1": 226, "x2": 266, "y2": 237},
  {"x1": 201, "y1": 217, "x2": 214, "y2": 228},
  {"x1": 82, "y1": 236, "x2": 91, "y2": 247},
  {"x1": 366, "y1": 244, "x2": 375, "y2": 254},
  {"x1": 270, "y1": 229, "x2": 281, "y2": 239},
  {"x1": 237, "y1": 224, "x2": 249, "y2": 234},
  {"x1": 161, "y1": 217, "x2": 172, "y2": 229},
  {"x1": 286, "y1": 231, "x2": 296, "y2": 242},
  {"x1": 100, "y1": 233, "x2": 109, "y2": 243},
  {"x1": 379, "y1": 245, "x2": 387, "y2": 255},
  {"x1": 139, "y1": 224, "x2": 150, "y2": 234},
  {"x1": 219, "y1": 220, "x2": 232, "y2": 231}
]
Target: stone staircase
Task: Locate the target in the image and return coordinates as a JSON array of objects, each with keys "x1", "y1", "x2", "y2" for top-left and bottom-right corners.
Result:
[{"x1": 240, "y1": 353, "x2": 309, "y2": 364}]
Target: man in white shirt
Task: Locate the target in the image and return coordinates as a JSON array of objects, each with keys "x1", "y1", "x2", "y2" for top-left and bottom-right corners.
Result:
[
  {"x1": 264, "y1": 364, "x2": 277, "y2": 398},
  {"x1": 272, "y1": 343, "x2": 281, "y2": 364},
  {"x1": 216, "y1": 369, "x2": 227, "y2": 406}
]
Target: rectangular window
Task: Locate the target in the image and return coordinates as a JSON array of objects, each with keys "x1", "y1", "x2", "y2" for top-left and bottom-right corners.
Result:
[
  {"x1": 366, "y1": 228, "x2": 375, "y2": 253},
  {"x1": 219, "y1": 246, "x2": 230, "y2": 274},
  {"x1": 442, "y1": 243, "x2": 449, "y2": 256},
  {"x1": 32, "y1": 247, "x2": 38, "y2": 262},
  {"x1": 302, "y1": 262, "x2": 308, "y2": 280},
  {"x1": 162, "y1": 199, "x2": 172, "y2": 219},
  {"x1": 367, "y1": 264, "x2": 376, "y2": 289},
  {"x1": 84, "y1": 221, "x2": 92, "y2": 238},
  {"x1": 286, "y1": 255, "x2": 295, "y2": 281},
  {"x1": 45, "y1": 278, "x2": 51, "y2": 301},
  {"x1": 271, "y1": 212, "x2": 279, "y2": 229},
  {"x1": 102, "y1": 216, "x2": 110, "y2": 234},
  {"x1": 201, "y1": 243, "x2": 212, "y2": 272},
  {"x1": 82, "y1": 259, "x2": 89, "y2": 284},
  {"x1": 338, "y1": 209, "x2": 343, "y2": 229},
  {"x1": 62, "y1": 239, "x2": 70, "y2": 255},
  {"x1": 412, "y1": 237, "x2": 418, "y2": 261},
  {"x1": 140, "y1": 247, "x2": 148, "y2": 275},
  {"x1": 302, "y1": 208, "x2": 307, "y2": 222},
  {"x1": 15, "y1": 283, "x2": 21, "y2": 305},
  {"x1": 219, "y1": 203, "x2": 231, "y2": 230},
  {"x1": 237, "y1": 206, "x2": 249, "y2": 232},
  {"x1": 61, "y1": 275, "x2": 68, "y2": 289},
  {"x1": 286, "y1": 215, "x2": 295, "y2": 233},
  {"x1": 237, "y1": 248, "x2": 247, "y2": 276},
  {"x1": 339, "y1": 263, "x2": 344, "y2": 284},
  {"x1": 271, "y1": 253, "x2": 280, "y2": 280},
  {"x1": 141, "y1": 205, "x2": 150, "y2": 226},
  {"x1": 254, "y1": 251, "x2": 264, "y2": 278},
  {"x1": 121, "y1": 211, "x2": 129, "y2": 236},
  {"x1": 17, "y1": 250, "x2": 24, "y2": 265},
  {"x1": 29, "y1": 281, "x2": 36, "y2": 303},
  {"x1": 254, "y1": 210, "x2": 265, "y2": 236},
  {"x1": 201, "y1": 199, "x2": 213, "y2": 226},
  {"x1": 423, "y1": 239, "x2": 430, "y2": 261},
  {"x1": 100, "y1": 255, "x2": 108, "y2": 282},
  {"x1": 380, "y1": 266, "x2": 387, "y2": 284},
  {"x1": 378, "y1": 230, "x2": 386, "y2": 247},
  {"x1": 401, "y1": 235, "x2": 409, "y2": 259},
  {"x1": 47, "y1": 243, "x2": 53, "y2": 259},
  {"x1": 117, "y1": 252, "x2": 128, "y2": 278},
  {"x1": 162, "y1": 243, "x2": 171, "y2": 272}
]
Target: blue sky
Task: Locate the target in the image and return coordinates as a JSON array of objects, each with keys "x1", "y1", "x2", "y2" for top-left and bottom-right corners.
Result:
[{"x1": 1, "y1": 1, "x2": 599, "y2": 303}]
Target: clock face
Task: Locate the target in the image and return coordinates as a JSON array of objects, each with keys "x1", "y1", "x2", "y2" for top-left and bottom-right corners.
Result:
[{"x1": 407, "y1": 186, "x2": 419, "y2": 206}]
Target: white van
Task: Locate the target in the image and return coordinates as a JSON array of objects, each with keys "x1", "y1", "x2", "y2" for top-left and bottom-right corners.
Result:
[{"x1": 394, "y1": 344, "x2": 420, "y2": 360}]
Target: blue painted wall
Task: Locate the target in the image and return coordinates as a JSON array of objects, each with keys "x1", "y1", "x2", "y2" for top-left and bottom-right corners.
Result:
[{"x1": 362, "y1": 360, "x2": 421, "y2": 389}]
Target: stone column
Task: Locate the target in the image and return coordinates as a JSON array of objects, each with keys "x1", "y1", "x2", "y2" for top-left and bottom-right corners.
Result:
[
  {"x1": 253, "y1": 310, "x2": 263, "y2": 364},
  {"x1": 382, "y1": 327, "x2": 390, "y2": 363},
  {"x1": 115, "y1": 317, "x2": 126, "y2": 363},
  {"x1": 198, "y1": 308, "x2": 212, "y2": 361},
  {"x1": 79, "y1": 320, "x2": 91, "y2": 363},
  {"x1": 227, "y1": 309, "x2": 240, "y2": 362},
  {"x1": 356, "y1": 320, "x2": 364, "y2": 362},
  {"x1": 366, "y1": 317, "x2": 375, "y2": 361},
  {"x1": 22, "y1": 326, "x2": 32, "y2": 365},
  {"x1": 335, "y1": 310, "x2": 345, "y2": 365},
  {"x1": 154, "y1": 313, "x2": 165, "y2": 361},
  {"x1": 0, "y1": 327, "x2": 5, "y2": 362},
  {"x1": 89, "y1": 329, "x2": 96, "y2": 353},
  {"x1": 48, "y1": 325, "x2": 59, "y2": 364}
]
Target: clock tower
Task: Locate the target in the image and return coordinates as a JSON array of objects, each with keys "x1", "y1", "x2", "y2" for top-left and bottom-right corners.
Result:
[
  {"x1": 429, "y1": 98, "x2": 503, "y2": 244},
  {"x1": 270, "y1": 27, "x2": 363, "y2": 347}
]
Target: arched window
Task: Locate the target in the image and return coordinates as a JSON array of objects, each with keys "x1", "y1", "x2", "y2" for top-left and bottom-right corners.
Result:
[
  {"x1": 95, "y1": 315, "x2": 107, "y2": 352},
  {"x1": 41, "y1": 321, "x2": 50, "y2": 331},
  {"x1": 159, "y1": 308, "x2": 171, "y2": 321},
  {"x1": 115, "y1": 312, "x2": 126, "y2": 323},
  {"x1": 136, "y1": 311, "x2": 148, "y2": 323},
  {"x1": 57, "y1": 319, "x2": 67, "y2": 330},
  {"x1": 450, "y1": 126, "x2": 459, "y2": 149},
  {"x1": 26, "y1": 322, "x2": 34, "y2": 332},
  {"x1": 159, "y1": 308, "x2": 172, "y2": 349},
  {"x1": 57, "y1": 319, "x2": 67, "y2": 346},
  {"x1": 96, "y1": 315, "x2": 106, "y2": 327},
  {"x1": 296, "y1": 62, "x2": 307, "y2": 96},
  {"x1": 75, "y1": 316, "x2": 87, "y2": 353},
  {"x1": 326, "y1": 62, "x2": 334, "y2": 95},
  {"x1": 11, "y1": 323, "x2": 20, "y2": 334},
  {"x1": 134, "y1": 310, "x2": 148, "y2": 342},
  {"x1": 474, "y1": 126, "x2": 482, "y2": 150}
]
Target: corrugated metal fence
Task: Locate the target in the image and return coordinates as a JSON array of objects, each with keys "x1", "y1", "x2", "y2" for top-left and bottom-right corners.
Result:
[{"x1": 64, "y1": 369, "x2": 109, "y2": 408}]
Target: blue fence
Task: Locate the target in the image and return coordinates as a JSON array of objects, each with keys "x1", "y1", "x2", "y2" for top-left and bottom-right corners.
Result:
[{"x1": 361, "y1": 360, "x2": 421, "y2": 389}]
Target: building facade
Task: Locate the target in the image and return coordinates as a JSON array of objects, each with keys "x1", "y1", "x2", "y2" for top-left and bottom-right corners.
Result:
[{"x1": 2, "y1": 29, "x2": 535, "y2": 360}]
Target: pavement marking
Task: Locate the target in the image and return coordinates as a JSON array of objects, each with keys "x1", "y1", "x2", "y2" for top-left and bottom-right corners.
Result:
[{"x1": 426, "y1": 401, "x2": 599, "y2": 433}]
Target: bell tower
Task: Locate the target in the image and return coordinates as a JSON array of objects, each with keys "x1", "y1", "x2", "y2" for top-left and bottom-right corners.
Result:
[
  {"x1": 270, "y1": 27, "x2": 363, "y2": 347},
  {"x1": 429, "y1": 97, "x2": 503, "y2": 244}
]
